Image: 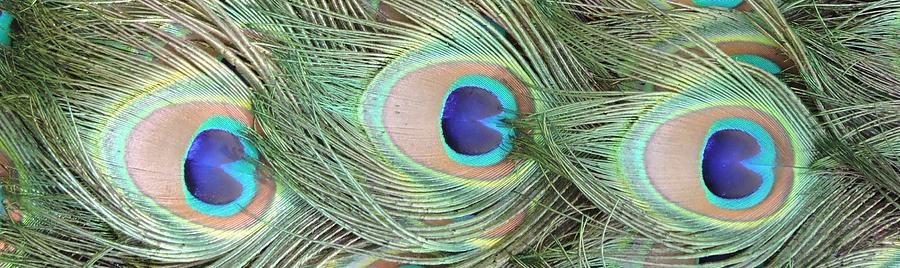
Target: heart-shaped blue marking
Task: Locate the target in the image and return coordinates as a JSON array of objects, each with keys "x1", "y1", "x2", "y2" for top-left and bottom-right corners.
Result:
[
  {"x1": 701, "y1": 129, "x2": 763, "y2": 199},
  {"x1": 181, "y1": 116, "x2": 259, "y2": 217},
  {"x1": 699, "y1": 118, "x2": 778, "y2": 210},
  {"x1": 441, "y1": 86, "x2": 505, "y2": 156},
  {"x1": 439, "y1": 75, "x2": 518, "y2": 167},
  {"x1": 184, "y1": 129, "x2": 247, "y2": 205}
]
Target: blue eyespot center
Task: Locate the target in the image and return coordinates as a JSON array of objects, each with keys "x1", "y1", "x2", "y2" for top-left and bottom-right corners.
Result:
[
  {"x1": 182, "y1": 116, "x2": 260, "y2": 217},
  {"x1": 700, "y1": 118, "x2": 777, "y2": 210},
  {"x1": 442, "y1": 86, "x2": 505, "y2": 156},
  {"x1": 184, "y1": 129, "x2": 248, "y2": 205},
  {"x1": 439, "y1": 75, "x2": 518, "y2": 167},
  {"x1": 702, "y1": 129, "x2": 763, "y2": 199}
]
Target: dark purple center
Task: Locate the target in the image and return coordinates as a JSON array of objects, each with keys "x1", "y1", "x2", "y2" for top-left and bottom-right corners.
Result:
[
  {"x1": 184, "y1": 129, "x2": 246, "y2": 205},
  {"x1": 441, "y1": 86, "x2": 504, "y2": 155},
  {"x1": 701, "y1": 130, "x2": 763, "y2": 199}
]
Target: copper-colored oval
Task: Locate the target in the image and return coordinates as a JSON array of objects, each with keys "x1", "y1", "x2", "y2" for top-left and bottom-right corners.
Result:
[
  {"x1": 380, "y1": 62, "x2": 533, "y2": 180},
  {"x1": 125, "y1": 103, "x2": 275, "y2": 229},
  {"x1": 642, "y1": 106, "x2": 793, "y2": 221}
]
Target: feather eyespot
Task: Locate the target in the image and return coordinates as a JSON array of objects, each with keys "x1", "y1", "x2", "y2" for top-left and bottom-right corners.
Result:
[
  {"x1": 635, "y1": 18, "x2": 793, "y2": 92},
  {"x1": 700, "y1": 119, "x2": 777, "y2": 209},
  {"x1": 97, "y1": 74, "x2": 279, "y2": 231},
  {"x1": 626, "y1": 105, "x2": 796, "y2": 222},
  {"x1": 361, "y1": 43, "x2": 536, "y2": 183},
  {"x1": 649, "y1": 18, "x2": 792, "y2": 87},
  {"x1": 615, "y1": 49, "x2": 817, "y2": 224},
  {"x1": 713, "y1": 41, "x2": 790, "y2": 75},
  {"x1": 182, "y1": 116, "x2": 261, "y2": 216}
]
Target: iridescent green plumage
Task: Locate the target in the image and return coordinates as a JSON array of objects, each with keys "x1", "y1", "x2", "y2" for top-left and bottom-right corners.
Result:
[
  {"x1": 0, "y1": 1, "x2": 356, "y2": 266},
  {"x1": 0, "y1": 0, "x2": 897, "y2": 267}
]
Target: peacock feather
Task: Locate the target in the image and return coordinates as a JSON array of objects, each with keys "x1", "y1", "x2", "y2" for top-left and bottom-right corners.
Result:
[
  {"x1": 217, "y1": 1, "x2": 594, "y2": 265},
  {"x1": 0, "y1": 0, "x2": 897, "y2": 267},
  {"x1": 512, "y1": 0, "x2": 899, "y2": 265},
  {"x1": 652, "y1": 15, "x2": 792, "y2": 75},
  {"x1": 0, "y1": 1, "x2": 357, "y2": 266}
]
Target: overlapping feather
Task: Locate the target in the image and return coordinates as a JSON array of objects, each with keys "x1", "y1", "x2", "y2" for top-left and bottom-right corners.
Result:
[{"x1": 0, "y1": 0, "x2": 896, "y2": 267}]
